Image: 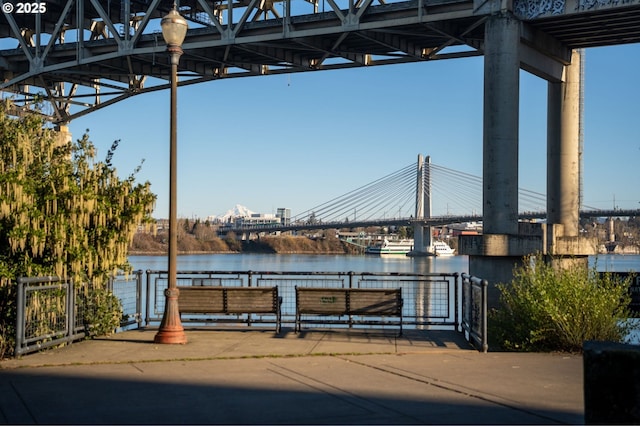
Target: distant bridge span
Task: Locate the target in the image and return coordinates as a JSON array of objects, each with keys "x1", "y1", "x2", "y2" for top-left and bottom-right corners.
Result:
[{"x1": 217, "y1": 209, "x2": 639, "y2": 235}]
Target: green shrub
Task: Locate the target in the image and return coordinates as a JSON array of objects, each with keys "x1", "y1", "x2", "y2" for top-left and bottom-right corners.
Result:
[
  {"x1": 490, "y1": 253, "x2": 634, "y2": 352},
  {"x1": 79, "y1": 287, "x2": 123, "y2": 337}
]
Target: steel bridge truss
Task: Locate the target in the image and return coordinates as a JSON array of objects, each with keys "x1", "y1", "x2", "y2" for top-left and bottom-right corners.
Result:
[
  {"x1": 1, "y1": 0, "x2": 489, "y2": 123},
  {"x1": 3, "y1": 0, "x2": 640, "y2": 124}
]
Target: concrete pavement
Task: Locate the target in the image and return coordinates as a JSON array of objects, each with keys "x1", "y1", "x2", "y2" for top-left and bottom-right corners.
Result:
[{"x1": 0, "y1": 327, "x2": 584, "y2": 424}]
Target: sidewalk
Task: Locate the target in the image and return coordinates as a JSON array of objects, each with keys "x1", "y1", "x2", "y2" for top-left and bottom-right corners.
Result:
[{"x1": 0, "y1": 327, "x2": 584, "y2": 424}]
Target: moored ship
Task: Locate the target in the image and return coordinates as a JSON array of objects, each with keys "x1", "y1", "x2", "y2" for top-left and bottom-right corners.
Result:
[
  {"x1": 366, "y1": 238, "x2": 455, "y2": 256},
  {"x1": 430, "y1": 240, "x2": 456, "y2": 256},
  {"x1": 365, "y1": 238, "x2": 414, "y2": 255}
]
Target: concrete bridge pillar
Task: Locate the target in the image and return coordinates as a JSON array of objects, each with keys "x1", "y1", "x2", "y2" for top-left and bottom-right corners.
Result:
[
  {"x1": 545, "y1": 49, "x2": 597, "y2": 268},
  {"x1": 462, "y1": 35, "x2": 597, "y2": 301},
  {"x1": 547, "y1": 50, "x2": 581, "y2": 238},
  {"x1": 482, "y1": 12, "x2": 520, "y2": 236},
  {"x1": 462, "y1": 13, "x2": 538, "y2": 304},
  {"x1": 55, "y1": 124, "x2": 72, "y2": 146}
]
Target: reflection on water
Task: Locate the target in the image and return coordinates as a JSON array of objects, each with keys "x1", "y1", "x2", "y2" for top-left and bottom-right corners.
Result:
[
  {"x1": 129, "y1": 253, "x2": 640, "y2": 275},
  {"x1": 590, "y1": 254, "x2": 640, "y2": 272},
  {"x1": 128, "y1": 253, "x2": 471, "y2": 275}
]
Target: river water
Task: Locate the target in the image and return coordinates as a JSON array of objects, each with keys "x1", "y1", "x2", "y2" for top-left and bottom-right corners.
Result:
[
  {"x1": 128, "y1": 253, "x2": 639, "y2": 275},
  {"x1": 128, "y1": 253, "x2": 469, "y2": 274}
]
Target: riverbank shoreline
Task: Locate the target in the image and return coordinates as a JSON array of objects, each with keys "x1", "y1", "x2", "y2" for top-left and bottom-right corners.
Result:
[
  {"x1": 129, "y1": 234, "x2": 362, "y2": 256},
  {"x1": 129, "y1": 250, "x2": 352, "y2": 256}
]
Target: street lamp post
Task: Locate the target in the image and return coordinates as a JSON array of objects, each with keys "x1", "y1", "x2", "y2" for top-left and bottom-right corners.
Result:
[{"x1": 154, "y1": 5, "x2": 188, "y2": 345}]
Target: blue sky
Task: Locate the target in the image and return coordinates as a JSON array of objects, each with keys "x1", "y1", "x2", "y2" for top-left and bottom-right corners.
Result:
[{"x1": 66, "y1": 43, "x2": 639, "y2": 220}]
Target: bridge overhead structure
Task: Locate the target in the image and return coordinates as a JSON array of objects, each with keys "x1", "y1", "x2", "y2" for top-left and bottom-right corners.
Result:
[
  {"x1": 2, "y1": 0, "x2": 640, "y2": 294},
  {"x1": 2, "y1": 0, "x2": 490, "y2": 123},
  {"x1": 0, "y1": 0, "x2": 638, "y2": 122}
]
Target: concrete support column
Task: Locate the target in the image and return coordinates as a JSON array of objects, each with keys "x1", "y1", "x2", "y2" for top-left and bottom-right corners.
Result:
[
  {"x1": 55, "y1": 124, "x2": 72, "y2": 146},
  {"x1": 543, "y1": 49, "x2": 595, "y2": 265},
  {"x1": 463, "y1": 13, "x2": 527, "y2": 304},
  {"x1": 483, "y1": 13, "x2": 520, "y2": 235},
  {"x1": 547, "y1": 50, "x2": 581, "y2": 238}
]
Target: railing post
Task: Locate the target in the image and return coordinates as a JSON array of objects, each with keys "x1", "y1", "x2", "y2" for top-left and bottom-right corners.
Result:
[
  {"x1": 481, "y1": 279, "x2": 488, "y2": 353},
  {"x1": 67, "y1": 278, "x2": 75, "y2": 343},
  {"x1": 454, "y1": 272, "x2": 460, "y2": 332},
  {"x1": 348, "y1": 271, "x2": 355, "y2": 328},
  {"x1": 136, "y1": 270, "x2": 143, "y2": 328},
  {"x1": 461, "y1": 273, "x2": 489, "y2": 353},
  {"x1": 247, "y1": 271, "x2": 253, "y2": 326},
  {"x1": 145, "y1": 269, "x2": 151, "y2": 326},
  {"x1": 15, "y1": 278, "x2": 25, "y2": 356}
]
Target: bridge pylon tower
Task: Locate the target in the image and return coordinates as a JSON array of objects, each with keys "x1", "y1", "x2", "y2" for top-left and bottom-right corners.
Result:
[{"x1": 409, "y1": 154, "x2": 435, "y2": 257}]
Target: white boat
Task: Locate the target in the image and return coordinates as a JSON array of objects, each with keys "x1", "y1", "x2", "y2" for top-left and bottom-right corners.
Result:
[
  {"x1": 367, "y1": 238, "x2": 455, "y2": 256},
  {"x1": 430, "y1": 240, "x2": 455, "y2": 256},
  {"x1": 365, "y1": 238, "x2": 414, "y2": 255}
]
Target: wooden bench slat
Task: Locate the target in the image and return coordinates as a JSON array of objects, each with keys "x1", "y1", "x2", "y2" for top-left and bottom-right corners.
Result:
[
  {"x1": 226, "y1": 288, "x2": 278, "y2": 313},
  {"x1": 349, "y1": 291, "x2": 402, "y2": 315},
  {"x1": 179, "y1": 288, "x2": 225, "y2": 313},
  {"x1": 297, "y1": 289, "x2": 348, "y2": 315}
]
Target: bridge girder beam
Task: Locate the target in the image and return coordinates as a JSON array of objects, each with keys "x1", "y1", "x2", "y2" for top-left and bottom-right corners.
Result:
[
  {"x1": 0, "y1": 0, "x2": 510, "y2": 123},
  {"x1": 520, "y1": 23, "x2": 572, "y2": 82}
]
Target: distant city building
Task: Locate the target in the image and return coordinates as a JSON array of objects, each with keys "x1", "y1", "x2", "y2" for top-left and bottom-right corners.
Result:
[
  {"x1": 236, "y1": 213, "x2": 280, "y2": 226},
  {"x1": 277, "y1": 208, "x2": 291, "y2": 226},
  {"x1": 211, "y1": 205, "x2": 292, "y2": 235},
  {"x1": 448, "y1": 221, "x2": 483, "y2": 236}
]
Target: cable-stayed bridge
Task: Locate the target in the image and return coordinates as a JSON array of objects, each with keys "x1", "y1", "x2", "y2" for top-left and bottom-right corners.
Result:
[{"x1": 219, "y1": 155, "x2": 639, "y2": 235}]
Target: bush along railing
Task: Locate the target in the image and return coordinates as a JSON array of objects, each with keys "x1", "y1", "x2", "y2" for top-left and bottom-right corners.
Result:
[
  {"x1": 461, "y1": 273, "x2": 488, "y2": 353},
  {"x1": 490, "y1": 254, "x2": 634, "y2": 352}
]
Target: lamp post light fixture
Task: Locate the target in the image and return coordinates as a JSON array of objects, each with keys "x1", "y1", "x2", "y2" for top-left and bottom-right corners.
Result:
[{"x1": 154, "y1": 5, "x2": 188, "y2": 345}]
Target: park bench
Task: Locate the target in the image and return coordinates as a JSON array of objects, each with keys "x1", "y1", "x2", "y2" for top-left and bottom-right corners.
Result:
[
  {"x1": 177, "y1": 286, "x2": 282, "y2": 333},
  {"x1": 295, "y1": 286, "x2": 403, "y2": 335}
]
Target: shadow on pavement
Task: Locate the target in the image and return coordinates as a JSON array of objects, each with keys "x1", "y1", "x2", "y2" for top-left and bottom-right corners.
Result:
[{"x1": 0, "y1": 366, "x2": 580, "y2": 425}]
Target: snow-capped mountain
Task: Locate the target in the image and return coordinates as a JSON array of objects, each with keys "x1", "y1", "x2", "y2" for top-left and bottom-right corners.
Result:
[{"x1": 208, "y1": 204, "x2": 255, "y2": 222}]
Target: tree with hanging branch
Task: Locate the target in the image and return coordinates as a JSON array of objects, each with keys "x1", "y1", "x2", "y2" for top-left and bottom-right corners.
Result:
[{"x1": 0, "y1": 101, "x2": 156, "y2": 357}]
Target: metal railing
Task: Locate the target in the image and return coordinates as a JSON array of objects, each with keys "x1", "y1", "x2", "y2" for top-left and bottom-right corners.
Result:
[
  {"x1": 15, "y1": 270, "x2": 488, "y2": 356},
  {"x1": 108, "y1": 270, "x2": 144, "y2": 329},
  {"x1": 145, "y1": 270, "x2": 461, "y2": 331},
  {"x1": 15, "y1": 276, "x2": 85, "y2": 356},
  {"x1": 15, "y1": 272, "x2": 144, "y2": 356},
  {"x1": 461, "y1": 273, "x2": 488, "y2": 353}
]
